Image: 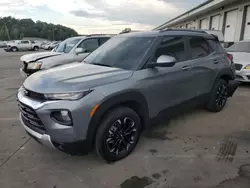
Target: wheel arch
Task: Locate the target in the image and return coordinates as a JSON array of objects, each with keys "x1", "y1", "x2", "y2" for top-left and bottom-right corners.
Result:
[
  {"x1": 216, "y1": 68, "x2": 235, "y2": 83},
  {"x1": 86, "y1": 91, "x2": 149, "y2": 147}
]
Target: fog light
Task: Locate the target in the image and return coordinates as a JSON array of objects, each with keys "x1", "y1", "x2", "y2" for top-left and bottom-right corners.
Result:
[{"x1": 51, "y1": 110, "x2": 72, "y2": 125}]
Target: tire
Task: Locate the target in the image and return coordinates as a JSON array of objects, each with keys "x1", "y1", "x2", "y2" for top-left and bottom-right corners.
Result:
[
  {"x1": 95, "y1": 106, "x2": 141, "y2": 162},
  {"x1": 11, "y1": 47, "x2": 18, "y2": 52},
  {"x1": 33, "y1": 46, "x2": 39, "y2": 51},
  {"x1": 205, "y1": 79, "x2": 228, "y2": 112}
]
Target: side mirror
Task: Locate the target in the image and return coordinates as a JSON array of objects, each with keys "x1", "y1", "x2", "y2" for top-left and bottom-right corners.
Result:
[
  {"x1": 147, "y1": 55, "x2": 176, "y2": 68},
  {"x1": 75, "y1": 48, "x2": 87, "y2": 55}
]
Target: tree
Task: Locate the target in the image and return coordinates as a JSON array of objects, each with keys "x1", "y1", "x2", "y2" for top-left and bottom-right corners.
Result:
[{"x1": 0, "y1": 16, "x2": 78, "y2": 40}]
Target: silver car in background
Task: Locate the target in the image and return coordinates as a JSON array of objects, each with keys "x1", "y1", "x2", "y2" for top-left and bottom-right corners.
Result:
[
  {"x1": 20, "y1": 35, "x2": 111, "y2": 77},
  {"x1": 227, "y1": 41, "x2": 250, "y2": 82}
]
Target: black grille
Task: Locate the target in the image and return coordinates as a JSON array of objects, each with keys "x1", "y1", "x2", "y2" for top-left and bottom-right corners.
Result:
[
  {"x1": 18, "y1": 101, "x2": 45, "y2": 134},
  {"x1": 247, "y1": 76, "x2": 250, "y2": 80},
  {"x1": 236, "y1": 75, "x2": 243, "y2": 79},
  {"x1": 234, "y1": 64, "x2": 243, "y2": 71},
  {"x1": 23, "y1": 62, "x2": 28, "y2": 72}
]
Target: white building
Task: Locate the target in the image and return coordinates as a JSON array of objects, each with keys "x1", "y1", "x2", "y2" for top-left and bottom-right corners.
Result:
[{"x1": 154, "y1": 0, "x2": 250, "y2": 43}]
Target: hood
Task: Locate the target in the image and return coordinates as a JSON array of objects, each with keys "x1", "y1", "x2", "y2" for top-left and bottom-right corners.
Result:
[
  {"x1": 20, "y1": 52, "x2": 63, "y2": 62},
  {"x1": 23, "y1": 63, "x2": 133, "y2": 93},
  {"x1": 229, "y1": 52, "x2": 250, "y2": 66}
]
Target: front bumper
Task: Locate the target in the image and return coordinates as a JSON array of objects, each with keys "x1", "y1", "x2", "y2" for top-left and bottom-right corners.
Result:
[
  {"x1": 235, "y1": 69, "x2": 250, "y2": 82},
  {"x1": 17, "y1": 88, "x2": 104, "y2": 154},
  {"x1": 20, "y1": 113, "x2": 55, "y2": 148},
  {"x1": 4, "y1": 47, "x2": 11, "y2": 52}
]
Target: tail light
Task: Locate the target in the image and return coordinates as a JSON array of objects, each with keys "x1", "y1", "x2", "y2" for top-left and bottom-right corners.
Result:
[{"x1": 227, "y1": 53, "x2": 233, "y2": 62}]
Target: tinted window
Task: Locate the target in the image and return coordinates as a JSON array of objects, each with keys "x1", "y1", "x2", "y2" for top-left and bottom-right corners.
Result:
[
  {"x1": 154, "y1": 36, "x2": 186, "y2": 62},
  {"x1": 55, "y1": 38, "x2": 81, "y2": 53},
  {"x1": 227, "y1": 42, "x2": 250, "y2": 53},
  {"x1": 84, "y1": 37, "x2": 155, "y2": 70},
  {"x1": 189, "y1": 37, "x2": 210, "y2": 59},
  {"x1": 21, "y1": 41, "x2": 29, "y2": 44},
  {"x1": 208, "y1": 39, "x2": 224, "y2": 53},
  {"x1": 99, "y1": 38, "x2": 110, "y2": 45},
  {"x1": 78, "y1": 38, "x2": 99, "y2": 53}
]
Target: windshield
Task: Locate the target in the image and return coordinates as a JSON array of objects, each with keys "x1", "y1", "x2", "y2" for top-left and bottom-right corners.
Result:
[
  {"x1": 84, "y1": 37, "x2": 155, "y2": 70},
  {"x1": 227, "y1": 42, "x2": 250, "y2": 53},
  {"x1": 55, "y1": 38, "x2": 82, "y2": 53}
]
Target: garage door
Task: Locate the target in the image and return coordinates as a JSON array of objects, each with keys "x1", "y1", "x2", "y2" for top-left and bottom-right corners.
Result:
[
  {"x1": 211, "y1": 15, "x2": 220, "y2": 30},
  {"x1": 200, "y1": 19, "x2": 209, "y2": 29},
  {"x1": 244, "y1": 6, "x2": 250, "y2": 40},
  {"x1": 224, "y1": 10, "x2": 238, "y2": 42}
]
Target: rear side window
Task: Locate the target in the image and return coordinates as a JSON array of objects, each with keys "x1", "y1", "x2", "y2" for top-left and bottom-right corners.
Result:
[
  {"x1": 154, "y1": 36, "x2": 187, "y2": 62},
  {"x1": 207, "y1": 39, "x2": 224, "y2": 53},
  {"x1": 21, "y1": 41, "x2": 29, "y2": 44},
  {"x1": 189, "y1": 37, "x2": 210, "y2": 59},
  {"x1": 99, "y1": 38, "x2": 110, "y2": 45}
]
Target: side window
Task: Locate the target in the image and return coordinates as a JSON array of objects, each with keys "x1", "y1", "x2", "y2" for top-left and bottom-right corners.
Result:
[
  {"x1": 99, "y1": 38, "x2": 110, "y2": 46},
  {"x1": 207, "y1": 39, "x2": 224, "y2": 53},
  {"x1": 21, "y1": 41, "x2": 29, "y2": 44},
  {"x1": 78, "y1": 39, "x2": 99, "y2": 52},
  {"x1": 154, "y1": 36, "x2": 187, "y2": 62},
  {"x1": 189, "y1": 37, "x2": 210, "y2": 59}
]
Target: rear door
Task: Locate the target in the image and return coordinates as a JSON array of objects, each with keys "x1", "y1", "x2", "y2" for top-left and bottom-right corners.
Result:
[{"x1": 186, "y1": 36, "x2": 223, "y2": 95}]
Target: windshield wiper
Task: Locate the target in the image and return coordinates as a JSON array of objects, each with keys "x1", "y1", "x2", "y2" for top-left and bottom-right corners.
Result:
[{"x1": 92, "y1": 63, "x2": 112, "y2": 67}]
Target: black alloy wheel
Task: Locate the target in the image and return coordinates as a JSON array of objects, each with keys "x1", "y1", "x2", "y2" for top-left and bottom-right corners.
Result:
[
  {"x1": 105, "y1": 117, "x2": 137, "y2": 156},
  {"x1": 95, "y1": 107, "x2": 141, "y2": 162},
  {"x1": 215, "y1": 84, "x2": 228, "y2": 108}
]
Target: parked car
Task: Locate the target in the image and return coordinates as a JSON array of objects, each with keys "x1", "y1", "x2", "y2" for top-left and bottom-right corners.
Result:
[
  {"x1": 20, "y1": 35, "x2": 111, "y2": 77},
  {"x1": 17, "y1": 30, "x2": 238, "y2": 162},
  {"x1": 227, "y1": 40, "x2": 250, "y2": 82},
  {"x1": 44, "y1": 41, "x2": 61, "y2": 50},
  {"x1": 4, "y1": 40, "x2": 40, "y2": 52},
  {"x1": 0, "y1": 41, "x2": 7, "y2": 48}
]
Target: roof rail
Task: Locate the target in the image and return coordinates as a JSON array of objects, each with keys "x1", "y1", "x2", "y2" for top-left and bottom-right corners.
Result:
[{"x1": 160, "y1": 28, "x2": 207, "y2": 33}]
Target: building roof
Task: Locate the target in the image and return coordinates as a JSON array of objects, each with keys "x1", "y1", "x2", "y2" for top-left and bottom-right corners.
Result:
[{"x1": 153, "y1": 0, "x2": 239, "y2": 30}]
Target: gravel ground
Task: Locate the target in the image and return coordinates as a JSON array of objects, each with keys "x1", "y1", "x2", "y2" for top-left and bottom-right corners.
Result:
[{"x1": 0, "y1": 48, "x2": 250, "y2": 188}]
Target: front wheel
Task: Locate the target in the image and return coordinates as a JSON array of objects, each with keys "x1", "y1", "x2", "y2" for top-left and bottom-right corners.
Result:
[
  {"x1": 95, "y1": 107, "x2": 141, "y2": 162},
  {"x1": 205, "y1": 79, "x2": 228, "y2": 112}
]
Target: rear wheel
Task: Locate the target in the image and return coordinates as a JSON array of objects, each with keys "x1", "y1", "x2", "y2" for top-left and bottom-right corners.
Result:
[
  {"x1": 11, "y1": 47, "x2": 18, "y2": 52},
  {"x1": 95, "y1": 107, "x2": 141, "y2": 162},
  {"x1": 205, "y1": 79, "x2": 228, "y2": 112}
]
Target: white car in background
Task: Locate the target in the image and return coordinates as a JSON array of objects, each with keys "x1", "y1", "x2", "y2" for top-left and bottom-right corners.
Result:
[
  {"x1": 227, "y1": 40, "x2": 250, "y2": 82},
  {"x1": 4, "y1": 40, "x2": 40, "y2": 52},
  {"x1": 20, "y1": 35, "x2": 111, "y2": 77}
]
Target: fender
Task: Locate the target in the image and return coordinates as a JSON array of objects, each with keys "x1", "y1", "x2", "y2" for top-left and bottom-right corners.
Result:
[
  {"x1": 214, "y1": 67, "x2": 235, "y2": 84},
  {"x1": 86, "y1": 91, "x2": 149, "y2": 146}
]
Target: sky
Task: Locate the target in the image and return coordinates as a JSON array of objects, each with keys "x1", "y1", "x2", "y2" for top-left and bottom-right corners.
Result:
[{"x1": 0, "y1": 0, "x2": 206, "y2": 34}]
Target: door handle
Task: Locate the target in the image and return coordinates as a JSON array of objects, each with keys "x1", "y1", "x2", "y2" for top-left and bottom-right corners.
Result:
[
  {"x1": 182, "y1": 66, "x2": 190, "y2": 71},
  {"x1": 213, "y1": 60, "x2": 219, "y2": 64}
]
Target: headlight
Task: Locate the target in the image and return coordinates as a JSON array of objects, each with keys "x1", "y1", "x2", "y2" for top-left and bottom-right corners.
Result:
[
  {"x1": 244, "y1": 65, "x2": 250, "y2": 70},
  {"x1": 27, "y1": 62, "x2": 43, "y2": 69},
  {"x1": 44, "y1": 90, "x2": 93, "y2": 100}
]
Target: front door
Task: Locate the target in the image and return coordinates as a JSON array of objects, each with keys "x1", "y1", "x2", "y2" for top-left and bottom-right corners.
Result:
[{"x1": 140, "y1": 36, "x2": 196, "y2": 117}]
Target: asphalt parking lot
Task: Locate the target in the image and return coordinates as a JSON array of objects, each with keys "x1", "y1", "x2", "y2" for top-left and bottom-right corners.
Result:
[{"x1": 0, "y1": 48, "x2": 250, "y2": 188}]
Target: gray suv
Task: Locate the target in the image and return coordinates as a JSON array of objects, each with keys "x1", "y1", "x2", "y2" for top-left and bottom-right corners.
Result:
[{"x1": 17, "y1": 29, "x2": 238, "y2": 162}]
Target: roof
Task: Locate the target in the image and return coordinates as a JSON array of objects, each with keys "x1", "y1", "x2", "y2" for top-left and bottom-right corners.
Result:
[{"x1": 115, "y1": 29, "x2": 212, "y2": 38}]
